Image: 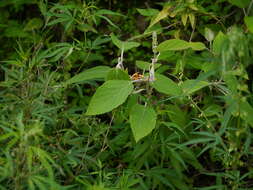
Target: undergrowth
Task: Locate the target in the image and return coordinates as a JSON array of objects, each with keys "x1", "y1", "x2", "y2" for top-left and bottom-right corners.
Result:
[{"x1": 0, "y1": 0, "x2": 253, "y2": 189}]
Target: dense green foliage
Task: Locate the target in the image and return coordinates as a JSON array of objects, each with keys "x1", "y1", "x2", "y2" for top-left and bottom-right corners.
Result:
[{"x1": 1, "y1": 0, "x2": 253, "y2": 189}]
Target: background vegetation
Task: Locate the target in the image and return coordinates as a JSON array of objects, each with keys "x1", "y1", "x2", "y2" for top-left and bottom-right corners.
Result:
[{"x1": 1, "y1": 0, "x2": 253, "y2": 189}]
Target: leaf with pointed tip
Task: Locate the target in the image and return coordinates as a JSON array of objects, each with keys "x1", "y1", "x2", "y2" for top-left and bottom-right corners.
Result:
[
  {"x1": 130, "y1": 104, "x2": 157, "y2": 142},
  {"x1": 157, "y1": 39, "x2": 190, "y2": 51},
  {"x1": 189, "y1": 42, "x2": 206, "y2": 51},
  {"x1": 213, "y1": 31, "x2": 227, "y2": 54},
  {"x1": 106, "y1": 68, "x2": 130, "y2": 81},
  {"x1": 86, "y1": 80, "x2": 133, "y2": 115},
  {"x1": 152, "y1": 74, "x2": 182, "y2": 96},
  {"x1": 110, "y1": 33, "x2": 140, "y2": 51},
  {"x1": 244, "y1": 16, "x2": 253, "y2": 33},
  {"x1": 149, "y1": 6, "x2": 171, "y2": 28},
  {"x1": 136, "y1": 60, "x2": 161, "y2": 70},
  {"x1": 157, "y1": 39, "x2": 206, "y2": 52},
  {"x1": 65, "y1": 66, "x2": 110, "y2": 84},
  {"x1": 181, "y1": 80, "x2": 209, "y2": 95}
]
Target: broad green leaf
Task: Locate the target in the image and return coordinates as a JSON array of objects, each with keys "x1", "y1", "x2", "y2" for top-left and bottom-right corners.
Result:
[
  {"x1": 157, "y1": 39, "x2": 206, "y2": 52},
  {"x1": 244, "y1": 16, "x2": 253, "y2": 33},
  {"x1": 137, "y1": 8, "x2": 159, "y2": 16},
  {"x1": 213, "y1": 31, "x2": 227, "y2": 54},
  {"x1": 65, "y1": 66, "x2": 110, "y2": 84},
  {"x1": 129, "y1": 104, "x2": 157, "y2": 142},
  {"x1": 106, "y1": 68, "x2": 130, "y2": 80},
  {"x1": 136, "y1": 60, "x2": 161, "y2": 70},
  {"x1": 189, "y1": 42, "x2": 206, "y2": 51},
  {"x1": 181, "y1": 80, "x2": 209, "y2": 95},
  {"x1": 110, "y1": 33, "x2": 140, "y2": 51},
  {"x1": 152, "y1": 74, "x2": 182, "y2": 96},
  {"x1": 86, "y1": 80, "x2": 133, "y2": 115},
  {"x1": 228, "y1": 0, "x2": 250, "y2": 8},
  {"x1": 157, "y1": 39, "x2": 190, "y2": 51}
]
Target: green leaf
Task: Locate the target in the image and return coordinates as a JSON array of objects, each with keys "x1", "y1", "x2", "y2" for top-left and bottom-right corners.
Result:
[
  {"x1": 110, "y1": 33, "x2": 140, "y2": 51},
  {"x1": 188, "y1": 13, "x2": 195, "y2": 29},
  {"x1": 157, "y1": 39, "x2": 206, "y2": 52},
  {"x1": 137, "y1": 8, "x2": 159, "y2": 16},
  {"x1": 86, "y1": 80, "x2": 133, "y2": 115},
  {"x1": 136, "y1": 60, "x2": 161, "y2": 70},
  {"x1": 96, "y1": 9, "x2": 124, "y2": 17},
  {"x1": 181, "y1": 80, "x2": 209, "y2": 95},
  {"x1": 223, "y1": 73, "x2": 238, "y2": 95},
  {"x1": 4, "y1": 25, "x2": 28, "y2": 38},
  {"x1": 149, "y1": 6, "x2": 171, "y2": 27},
  {"x1": 152, "y1": 74, "x2": 182, "y2": 96},
  {"x1": 204, "y1": 28, "x2": 215, "y2": 42},
  {"x1": 157, "y1": 39, "x2": 190, "y2": 51},
  {"x1": 189, "y1": 42, "x2": 206, "y2": 51},
  {"x1": 181, "y1": 13, "x2": 188, "y2": 26},
  {"x1": 65, "y1": 66, "x2": 110, "y2": 84},
  {"x1": 244, "y1": 16, "x2": 253, "y2": 33},
  {"x1": 129, "y1": 104, "x2": 157, "y2": 142},
  {"x1": 106, "y1": 68, "x2": 130, "y2": 81},
  {"x1": 77, "y1": 23, "x2": 98, "y2": 33},
  {"x1": 240, "y1": 100, "x2": 253, "y2": 127},
  {"x1": 24, "y1": 18, "x2": 43, "y2": 31},
  {"x1": 228, "y1": 0, "x2": 250, "y2": 8},
  {"x1": 213, "y1": 31, "x2": 227, "y2": 54},
  {"x1": 166, "y1": 104, "x2": 188, "y2": 127}
]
